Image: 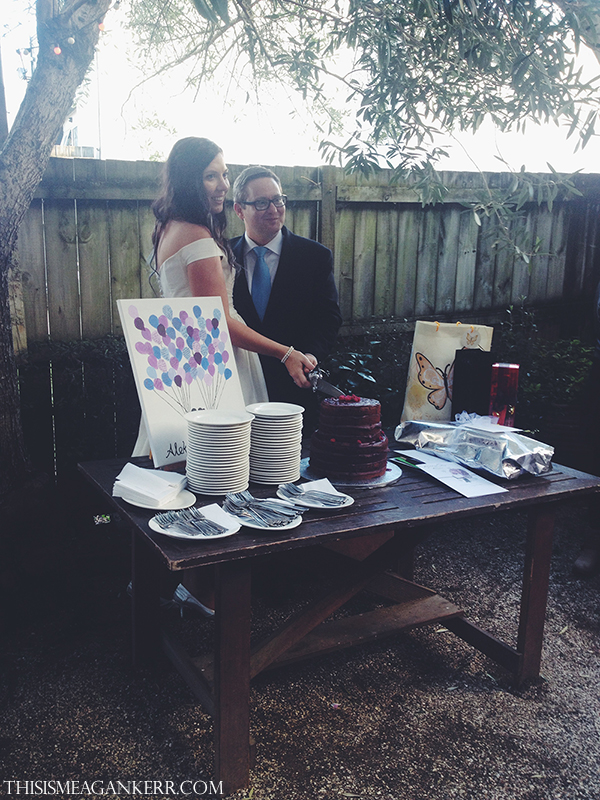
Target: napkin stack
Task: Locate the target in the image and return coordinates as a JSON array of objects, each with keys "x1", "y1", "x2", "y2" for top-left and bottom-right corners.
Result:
[{"x1": 113, "y1": 463, "x2": 187, "y2": 507}]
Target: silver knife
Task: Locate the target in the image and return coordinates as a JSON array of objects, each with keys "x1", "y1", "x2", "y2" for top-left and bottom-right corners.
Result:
[{"x1": 308, "y1": 368, "x2": 345, "y2": 398}]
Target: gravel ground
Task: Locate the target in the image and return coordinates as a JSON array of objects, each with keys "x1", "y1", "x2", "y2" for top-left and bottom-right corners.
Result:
[{"x1": 1, "y1": 500, "x2": 599, "y2": 800}]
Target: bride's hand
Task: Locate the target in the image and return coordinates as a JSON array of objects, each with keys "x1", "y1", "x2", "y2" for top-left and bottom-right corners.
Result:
[{"x1": 284, "y1": 349, "x2": 315, "y2": 389}]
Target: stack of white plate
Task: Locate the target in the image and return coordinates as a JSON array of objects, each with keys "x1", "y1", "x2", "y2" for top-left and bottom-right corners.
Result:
[
  {"x1": 246, "y1": 402, "x2": 304, "y2": 484},
  {"x1": 184, "y1": 409, "x2": 254, "y2": 495}
]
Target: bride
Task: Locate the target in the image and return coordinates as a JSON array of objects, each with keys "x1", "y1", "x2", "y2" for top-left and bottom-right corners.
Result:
[{"x1": 133, "y1": 137, "x2": 316, "y2": 456}]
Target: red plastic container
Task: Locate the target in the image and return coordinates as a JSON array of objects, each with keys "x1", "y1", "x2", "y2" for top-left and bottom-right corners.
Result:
[{"x1": 488, "y1": 363, "x2": 519, "y2": 426}]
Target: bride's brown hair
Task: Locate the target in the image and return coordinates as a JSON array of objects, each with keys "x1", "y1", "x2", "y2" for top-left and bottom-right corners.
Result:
[{"x1": 151, "y1": 137, "x2": 233, "y2": 264}]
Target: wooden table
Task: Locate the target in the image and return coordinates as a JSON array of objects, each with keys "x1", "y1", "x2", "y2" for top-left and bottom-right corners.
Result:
[{"x1": 79, "y1": 457, "x2": 600, "y2": 794}]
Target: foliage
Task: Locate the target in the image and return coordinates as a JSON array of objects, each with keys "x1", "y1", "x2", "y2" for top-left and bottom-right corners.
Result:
[
  {"x1": 126, "y1": 0, "x2": 600, "y2": 176},
  {"x1": 492, "y1": 303, "x2": 594, "y2": 432},
  {"x1": 322, "y1": 323, "x2": 414, "y2": 425},
  {"x1": 125, "y1": 0, "x2": 600, "y2": 262},
  {"x1": 324, "y1": 304, "x2": 595, "y2": 434},
  {"x1": 464, "y1": 162, "x2": 584, "y2": 264}
]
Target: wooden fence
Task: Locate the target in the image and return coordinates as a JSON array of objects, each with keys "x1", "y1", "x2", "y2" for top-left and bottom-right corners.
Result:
[
  {"x1": 11, "y1": 157, "x2": 600, "y2": 481},
  {"x1": 13, "y1": 157, "x2": 600, "y2": 352}
]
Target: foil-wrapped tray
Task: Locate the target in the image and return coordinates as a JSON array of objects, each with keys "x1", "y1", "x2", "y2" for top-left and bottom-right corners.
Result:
[{"x1": 395, "y1": 420, "x2": 554, "y2": 480}]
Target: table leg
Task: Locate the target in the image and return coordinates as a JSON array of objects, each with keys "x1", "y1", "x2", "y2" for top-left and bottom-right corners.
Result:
[
  {"x1": 131, "y1": 532, "x2": 161, "y2": 668},
  {"x1": 516, "y1": 506, "x2": 556, "y2": 683},
  {"x1": 214, "y1": 559, "x2": 252, "y2": 794}
]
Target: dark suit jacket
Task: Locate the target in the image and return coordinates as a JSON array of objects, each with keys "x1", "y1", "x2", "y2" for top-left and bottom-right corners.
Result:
[{"x1": 231, "y1": 226, "x2": 342, "y2": 422}]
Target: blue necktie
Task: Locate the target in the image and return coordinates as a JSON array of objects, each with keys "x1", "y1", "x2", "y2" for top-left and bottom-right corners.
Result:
[{"x1": 251, "y1": 246, "x2": 271, "y2": 321}]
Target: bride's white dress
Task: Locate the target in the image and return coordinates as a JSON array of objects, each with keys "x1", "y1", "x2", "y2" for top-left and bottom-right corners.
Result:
[{"x1": 131, "y1": 238, "x2": 268, "y2": 456}]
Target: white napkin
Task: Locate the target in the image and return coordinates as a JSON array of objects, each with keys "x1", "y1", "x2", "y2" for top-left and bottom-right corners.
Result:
[
  {"x1": 301, "y1": 478, "x2": 348, "y2": 497},
  {"x1": 113, "y1": 463, "x2": 187, "y2": 506}
]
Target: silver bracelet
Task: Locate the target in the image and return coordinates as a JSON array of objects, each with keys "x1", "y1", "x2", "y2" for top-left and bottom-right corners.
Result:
[{"x1": 281, "y1": 345, "x2": 294, "y2": 364}]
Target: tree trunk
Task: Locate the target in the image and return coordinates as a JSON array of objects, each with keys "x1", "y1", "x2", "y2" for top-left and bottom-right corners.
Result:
[
  {"x1": 0, "y1": 0, "x2": 111, "y2": 501},
  {"x1": 0, "y1": 42, "x2": 9, "y2": 147}
]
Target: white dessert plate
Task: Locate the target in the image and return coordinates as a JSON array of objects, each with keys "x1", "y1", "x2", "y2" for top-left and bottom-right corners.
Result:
[
  {"x1": 186, "y1": 456, "x2": 250, "y2": 469},
  {"x1": 277, "y1": 479, "x2": 354, "y2": 509},
  {"x1": 148, "y1": 504, "x2": 241, "y2": 539},
  {"x1": 122, "y1": 488, "x2": 196, "y2": 510},
  {"x1": 246, "y1": 402, "x2": 304, "y2": 417},
  {"x1": 233, "y1": 512, "x2": 303, "y2": 532},
  {"x1": 250, "y1": 452, "x2": 300, "y2": 469},
  {"x1": 187, "y1": 432, "x2": 250, "y2": 443},
  {"x1": 251, "y1": 474, "x2": 301, "y2": 485},
  {"x1": 251, "y1": 421, "x2": 303, "y2": 433},
  {"x1": 185, "y1": 410, "x2": 255, "y2": 426},
  {"x1": 187, "y1": 479, "x2": 250, "y2": 491}
]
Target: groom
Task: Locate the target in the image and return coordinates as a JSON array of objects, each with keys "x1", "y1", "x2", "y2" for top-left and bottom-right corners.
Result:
[{"x1": 231, "y1": 166, "x2": 342, "y2": 427}]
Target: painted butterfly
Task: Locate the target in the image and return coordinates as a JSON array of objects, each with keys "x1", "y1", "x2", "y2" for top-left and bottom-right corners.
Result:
[{"x1": 415, "y1": 352, "x2": 454, "y2": 410}]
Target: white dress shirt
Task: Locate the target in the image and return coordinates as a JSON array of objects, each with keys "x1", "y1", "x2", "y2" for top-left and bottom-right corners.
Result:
[{"x1": 242, "y1": 230, "x2": 283, "y2": 292}]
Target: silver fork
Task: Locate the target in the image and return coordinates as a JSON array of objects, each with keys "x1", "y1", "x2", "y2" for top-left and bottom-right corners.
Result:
[
  {"x1": 154, "y1": 509, "x2": 227, "y2": 536},
  {"x1": 223, "y1": 496, "x2": 275, "y2": 526},
  {"x1": 183, "y1": 507, "x2": 228, "y2": 533},
  {"x1": 224, "y1": 494, "x2": 298, "y2": 527},
  {"x1": 154, "y1": 512, "x2": 206, "y2": 536},
  {"x1": 234, "y1": 490, "x2": 304, "y2": 516},
  {"x1": 278, "y1": 483, "x2": 348, "y2": 506}
]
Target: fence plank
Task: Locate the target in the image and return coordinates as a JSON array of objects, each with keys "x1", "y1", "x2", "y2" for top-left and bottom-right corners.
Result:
[
  {"x1": 473, "y1": 214, "x2": 497, "y2": 310},
  {"x1": 415, "y1": 207, "x2": 441, "y2": 317},
  {"x1": 374, "y1": 207, "x2": 397, "y2": 317},
  {"x1": 394, "y1": 207, "x2": 420, "y2": 318},
  {"x1": 321, "y1": 165, "x2": 337, "y2": 256},
  {"x1": 108, "y1": 201, "x2": 144, "y2": 335},
  {"x1": 581, "y1": 203, "x2": 600, "y2": 299},
  {"x1": 528, "y1": 207, "x2": 554, "y2": 303},
  {"x1": 454, "y1": 210, "x2": 479, "y2": 313},
  {"x1": 491, "y1": 216, "x2": 517, "y2": 310},
  {"x1": 18, "y1": 200, "x2": 47, "y2": 343},
  {"x1": 546, "y1": 205, "x2": 568, "y2": 300},
  {"x1": 335, "y1": 205, "x2": 356, "y2": 324},
  {"x1": 435, "y1": 207, "x2": 461, "y2": 315},
  {"x1": 77, "y1": 200, "x2": 111, "y2": 338},
  {"x1": 352, "y1": 208, "x2": 378, "y2": 320},
  {"x1": 138, "y1": 202, "x2": 157, "y2": 300},
  {"x1": 44, "y1": 199, "x2": 81, "y2": 341}
]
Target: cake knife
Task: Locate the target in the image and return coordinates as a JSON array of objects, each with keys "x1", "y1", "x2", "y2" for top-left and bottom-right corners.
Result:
[{"x1": 308, "y1": 368, "x2": 344, "y2": 398}]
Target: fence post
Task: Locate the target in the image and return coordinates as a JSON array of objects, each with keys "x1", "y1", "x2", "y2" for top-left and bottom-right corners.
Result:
[{"x1": 320, "y1": 165, "x2": 337, "y2": 258}]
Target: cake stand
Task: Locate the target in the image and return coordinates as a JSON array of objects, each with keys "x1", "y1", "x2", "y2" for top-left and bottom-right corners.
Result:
[{"x1": 299, "y1": 458, "x2": 402, "y2": 489}]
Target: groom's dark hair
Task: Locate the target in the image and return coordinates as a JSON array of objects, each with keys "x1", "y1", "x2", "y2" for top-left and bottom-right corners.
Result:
[{"x1": 233, "y1": 166, "x2": 282, "y2": 205}]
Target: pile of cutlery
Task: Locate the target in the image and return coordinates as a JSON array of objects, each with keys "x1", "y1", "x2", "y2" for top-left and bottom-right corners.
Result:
[
  {"x1": 223, "y1": 490, "x2": 304, "y2": 527},
  {"x1": 154, "y1": 507, "x2": 228, "y2": 537},
  {"x1": 278, "y1": 483, "x2": 348, "y2": 506}
]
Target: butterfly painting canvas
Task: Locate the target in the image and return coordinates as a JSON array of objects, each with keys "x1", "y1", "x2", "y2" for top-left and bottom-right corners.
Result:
[{"x1": 401, "y1": 320, "x2": 493, "y2": 422}]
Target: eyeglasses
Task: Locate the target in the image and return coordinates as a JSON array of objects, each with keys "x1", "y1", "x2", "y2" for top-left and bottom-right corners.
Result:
[{"x1": 240, "y1": 195, "x2": 287, "y2": 211}]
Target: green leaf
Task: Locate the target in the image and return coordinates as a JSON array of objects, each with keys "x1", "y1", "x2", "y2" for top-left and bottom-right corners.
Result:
[
  {"x1": 211, "y1": 0, "x2": 229, "y2": 23},
  {"x1": 188, "y1": 0, "x2": 219, "y2": 24}
]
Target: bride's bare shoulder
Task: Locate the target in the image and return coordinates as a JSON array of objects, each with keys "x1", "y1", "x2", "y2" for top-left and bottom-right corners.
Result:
[{"x1": 157, "y1": 221, "x2": 212, "y2": 263}]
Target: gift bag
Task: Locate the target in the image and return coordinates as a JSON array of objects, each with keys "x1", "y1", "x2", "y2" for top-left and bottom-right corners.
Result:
[{"x1": 401, "y1": 321, "x2": 494, "y2": 422}]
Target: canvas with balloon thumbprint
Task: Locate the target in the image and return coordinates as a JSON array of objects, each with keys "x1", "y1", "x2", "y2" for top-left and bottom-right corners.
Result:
[{"x1": 118, "y1": 297, "x2": 245, "y2": 468}]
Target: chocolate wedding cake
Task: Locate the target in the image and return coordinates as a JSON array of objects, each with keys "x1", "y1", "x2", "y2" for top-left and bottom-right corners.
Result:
[{"x1": 309, "y1": 395, "x2": 389, "y2": 481}]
